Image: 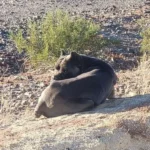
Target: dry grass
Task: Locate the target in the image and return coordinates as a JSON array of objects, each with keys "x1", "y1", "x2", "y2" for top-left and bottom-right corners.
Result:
[
  {"x1": 135, "y1": 55, "x2": 150, "y2": 95},
  {"x1": 116, "y1": 105, "x2": 150, "y2": 139},
  {"x1": 0, "y1": 89, "x2": 12, "y2": 115},
  {"x1": 117, "y1": 117, "x2": 150, "y2": 139},
  {"x1": 116, "y1": 55, "x2": 150, "y2": 97}
]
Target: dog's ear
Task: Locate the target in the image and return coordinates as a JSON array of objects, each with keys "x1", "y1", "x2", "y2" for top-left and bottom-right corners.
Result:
[
  {"x1": 60, "y1": 50, "x2": 67, "y2": 56},
  {"x1": 70, "y1": 52, "x2": 79, "y2": 60}
]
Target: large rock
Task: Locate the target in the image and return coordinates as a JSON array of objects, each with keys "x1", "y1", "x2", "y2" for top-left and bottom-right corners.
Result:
[{"x1": 0, "y1": 94, "x2": 150, "y2": 150}]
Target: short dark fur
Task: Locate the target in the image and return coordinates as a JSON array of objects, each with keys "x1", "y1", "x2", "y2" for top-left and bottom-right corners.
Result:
[
  {"x1": 54, "y1": 52, "x2": 117, "y2": 83},
  {"x1": 34, "y1": 52, "x2": 117, "y2": 118},
  {"x1": 54, "y1": 52, "x2": 117, "y2": 98}
]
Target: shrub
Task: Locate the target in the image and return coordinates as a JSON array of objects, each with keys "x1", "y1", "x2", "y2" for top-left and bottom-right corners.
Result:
[
  {"x1": 10, "y1": 10, "x2": 108, "y2": 66},
  {"x1": 141, "y1": 28, "x2": 150, "y2": 54},
  {"x1": 138, "y1": 18, "x2": 150, "y2": 54}
]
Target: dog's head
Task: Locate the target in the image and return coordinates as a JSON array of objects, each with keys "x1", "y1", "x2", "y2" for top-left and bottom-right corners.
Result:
[{"x1": 53, "y1": 51, "x2": 83, "y2": 80}]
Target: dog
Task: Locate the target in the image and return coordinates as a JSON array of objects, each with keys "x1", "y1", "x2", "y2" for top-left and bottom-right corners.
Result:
[
  {"x1": 54, "y1": 51, "x2": 117, "y2": 98},
  {"x1": 54, "y1": 51, "x2": 116, "y2": 81},
  {"x1": 34, "y1": 52, "x2": 117, "y2": 118}
]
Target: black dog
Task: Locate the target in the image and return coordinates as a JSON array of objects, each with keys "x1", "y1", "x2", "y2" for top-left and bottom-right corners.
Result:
[
  {"x1": 54, "y1": 51, "x2": 117, "y2": 97},
  {"x1": 34, "y1": 52, "x2": 117, "y2": 118}
]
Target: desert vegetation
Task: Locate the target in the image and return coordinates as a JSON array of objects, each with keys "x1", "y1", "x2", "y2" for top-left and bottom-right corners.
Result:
[
  {"x1": 10, "y1": 10, "x2": 111, "y2": 66},
  {"x1": 9, "y1": 10, "x2": 150, "y2": 96},
  {"x1": 138, "y1": 18, "x2": 150, "y2": 55}
]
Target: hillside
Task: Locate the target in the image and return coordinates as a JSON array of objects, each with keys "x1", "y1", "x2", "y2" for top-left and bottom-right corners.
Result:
[{"x1": 0, "y1": 0, "x2": 150, "y2": 150}]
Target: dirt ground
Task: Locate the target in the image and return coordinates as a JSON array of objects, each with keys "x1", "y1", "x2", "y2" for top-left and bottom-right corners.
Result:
[{"x1": 0, "y1": 0, "x2": 150, "y2": 149}]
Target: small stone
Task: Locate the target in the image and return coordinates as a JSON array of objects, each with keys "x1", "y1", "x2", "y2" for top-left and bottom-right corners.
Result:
[
  {"x1": 15, "y1": 84, "x2": 20, "y2": 88},
  {"x1": 0, "y1": 38, "x2": 5, "y2": 45},
  {"x1": 103, "y1": 23, "x2": 112, "y2": 27},
  {"x1": 27, "y1": 75, "x2": 33, "y2": 80},
  {"x1": 15, "y1": 102, "x2": 20, "y2": 108},
  {"x1": 30, "y1": 101, "x2": 36, "y2": 107},
  {"x1": 128, "y1": 92, "x2": 137, "y2": 97},
  {"x1": 38, "y1": 82, "x2": 45, "y2": 87},
  {"x1": 21, "y1": 100, "x2": 28, "y2": 106},
  {"x1": 24, "y1": 92, "x2": 31, "y2": 97},
  {"x1": 87, "y1": 2, "x2": 92, "y2": 5}
]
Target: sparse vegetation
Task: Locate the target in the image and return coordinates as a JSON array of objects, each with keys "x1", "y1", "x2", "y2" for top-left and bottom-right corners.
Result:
[
  {"x1": 136, "y1": 54, "x2": 150, "y2": 95},
  {"x1": 10, "y1": 10, "x2": 109, "y2": 66},
  {"x1": 136, "y1": 19, "x2": 150, "y2": 94},
  {"x1": 138, "y1": 18, "x2": 150, "y2": 54},
  {"x1": 115, "y1": 53, "x2": 150, "y2": 97},
  {"x1": 141, "y1": 29, "x2": 150, "y2": 54},
  {"x1": 117, "y1": 117, "x2": 149, "y2": 139}
]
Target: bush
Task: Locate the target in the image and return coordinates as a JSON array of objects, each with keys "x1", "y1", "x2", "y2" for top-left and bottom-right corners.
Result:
[
  {"x1": 10, "y1": 10, "x2": 109, "y2": 66},
  {"x1": 138, "y1": 18, "x2": 150, "y2": 55},
  {"x1": 141, "y1": 28, "x2": 150, "y2": 54}
]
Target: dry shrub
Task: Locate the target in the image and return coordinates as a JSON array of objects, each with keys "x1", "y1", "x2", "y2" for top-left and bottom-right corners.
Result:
[
  {"x1": 117, "y1": 118, "x2": 150, "y2": 139},
  {"x1": 135, "y1": 55, "x2": 150, "y2": 94},
  {"x1": 116, "y1": 55, "x2": 150, "y2": 97}
]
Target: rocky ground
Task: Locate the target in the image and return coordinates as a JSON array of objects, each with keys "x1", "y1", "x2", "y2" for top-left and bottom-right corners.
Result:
[
  {"x1": 0, "y1": 0, "x2": 149, "y2": 76},
  {"x1": 0, "y1": 0, "x2": 150, "y2": 150},
  {"x1": 1, "y1": 0, "x2": 150, "y2": 116},
  {"x1": 1, "y1": 95, "x2": 150, "y2": 150}
]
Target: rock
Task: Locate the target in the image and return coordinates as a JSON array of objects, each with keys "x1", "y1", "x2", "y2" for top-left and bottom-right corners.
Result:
[
  {"x1": 0, "y1": 38, "x2": 5, "y2": 46},
  {"x1": 0, "y1": 94, "x2": 150, "y2": 150},
  {"x1": 14, "y1": 101, "x2": 20, "y2": 108},
  {"x1": 38, "y1": 82, "x2": 45, "y2": 87},
  {"x1": 16, "y1": 94, "x2": 23, "y2": 99},
  {"x1": 30, "y1": 101, "x2": 36, "y2": 107},
  {"x1": 0, "y1": 51, "x2": 25, "y2": 77},
  {"x1": 128, "y1": 91, "x2": 137, "y2": 97},
  {"x1": 15, "y1": 84, "x2": 20, "y2": 88},
  {"x1": 24, "y1": 92, "x2": 31, "y2": 97},
  {"x1": 21, "y1": 100, "x2": 28, "y2": 106},
  {"x1": 27, "y1": 75, "x2": 33, "y2": 80}
]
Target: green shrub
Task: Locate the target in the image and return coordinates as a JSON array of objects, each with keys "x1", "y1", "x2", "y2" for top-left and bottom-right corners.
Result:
[
  {"x1": 138, "y1": 18, "x2": 150, "y2": 55},
  {"x1": 141, "y1": 28, "x2": 150, "y2": 54},
  {"x1": 10, "y1": 10, "x2": 108, "y2": 66}
]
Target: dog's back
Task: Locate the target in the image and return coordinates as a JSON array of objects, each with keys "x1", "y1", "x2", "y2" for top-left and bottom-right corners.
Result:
[
  {"x1": 35, "y1": 52, "x2": 117, "y2": 118},
  {"x1": 35, "y1": 68, "x2": 114, "y2": 118},
  {"x1": 54, "y1": 52, "x2": 117, "y2": 83}
]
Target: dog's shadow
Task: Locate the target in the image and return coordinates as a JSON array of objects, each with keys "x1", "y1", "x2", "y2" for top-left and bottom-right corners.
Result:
[{"x1": 83, "y1": 94, "x2": 150, "y2": 115}]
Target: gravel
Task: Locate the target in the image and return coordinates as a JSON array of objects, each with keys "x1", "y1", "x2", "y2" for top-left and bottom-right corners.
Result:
[
  {"x1": 0, "y1": 0, "x2": 148, "y2": 76},
  {"x1": 0, "y1": 0, "x2": 146, "y2": 52},
  {"x1": 0, "y1": 0, "x2": 149, "y2": 115}
]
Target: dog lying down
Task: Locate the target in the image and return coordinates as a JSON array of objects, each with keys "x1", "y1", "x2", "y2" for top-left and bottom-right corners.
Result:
[{"x1": 34, "y1": 52, "x2": 117, "y2": 118}]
